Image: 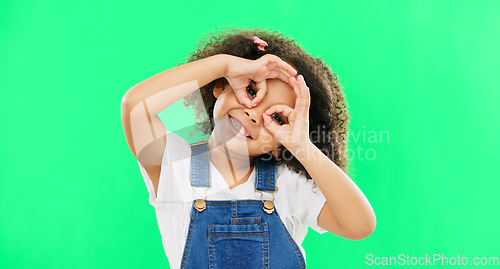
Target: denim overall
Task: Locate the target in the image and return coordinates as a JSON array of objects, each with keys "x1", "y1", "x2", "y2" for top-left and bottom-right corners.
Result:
[{"x1": 180, "y1": 141, "x2": 306, "y2": 269}]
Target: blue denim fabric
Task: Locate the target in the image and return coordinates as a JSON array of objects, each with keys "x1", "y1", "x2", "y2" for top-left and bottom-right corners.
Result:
[
  {"x1": 180, "y1": 142, "x2": 306, "y2": 269},
  {"x1": 189, "y1": 141, "x2": 211, "y2": 187}
]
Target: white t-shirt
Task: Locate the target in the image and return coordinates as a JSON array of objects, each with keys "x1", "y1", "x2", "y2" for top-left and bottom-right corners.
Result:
[{"x1": 138, "y1": 130, "x2": 328, "y2": 269}]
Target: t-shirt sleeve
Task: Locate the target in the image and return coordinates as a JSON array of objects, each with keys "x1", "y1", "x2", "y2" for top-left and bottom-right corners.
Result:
[
  {"x1": 136, "y1": 142, "x2": 169, "y2": 207},
  {"x1": 289, "y1": 169, "x2": 329, "y2": 234},
  {"x1": 136, "y1": 130, "x2": 191, "y2": 207},
  {"x1": 137, "y1": 159, "x2": 162, "y2": 206}
]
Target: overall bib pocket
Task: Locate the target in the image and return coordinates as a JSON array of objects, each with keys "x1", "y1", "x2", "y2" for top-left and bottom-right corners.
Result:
[{"x1": 208, "y1": 223, "x2": 269, "y2": 269}]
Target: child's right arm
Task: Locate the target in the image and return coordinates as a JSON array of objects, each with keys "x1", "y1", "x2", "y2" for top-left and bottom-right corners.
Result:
[
  {"x1": 121, "y1": 54, "x2": 229, "y2": 194},
  {"x1": 121, "y1": 54, "x2": 297, "y2": 195}
]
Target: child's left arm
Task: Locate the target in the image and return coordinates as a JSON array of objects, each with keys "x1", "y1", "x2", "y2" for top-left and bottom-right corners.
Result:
[{"x1": 263, "y1": 75, "x2": 376, "y2": 240}]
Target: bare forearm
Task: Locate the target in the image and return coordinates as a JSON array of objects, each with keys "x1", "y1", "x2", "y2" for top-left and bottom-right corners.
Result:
[
  {"x1": 122, "y1": 54, "x2": 229, "y2": 114},
  {"x1": 289, "y1": 141, "x2": 376, "y2": 235},
  {"x1": 120, "y1": 54, "x2": 229, "y2": 163}
]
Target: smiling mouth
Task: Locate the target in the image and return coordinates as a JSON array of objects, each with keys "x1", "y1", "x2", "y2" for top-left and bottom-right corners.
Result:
[{"x1": 228, "y1": 115, "x2": 253, "y2": 139}]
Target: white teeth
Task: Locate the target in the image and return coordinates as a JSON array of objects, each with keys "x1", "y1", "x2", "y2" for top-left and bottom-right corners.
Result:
[{"x1": 230, "y1": 116, "x2": 250, "y2": 137}]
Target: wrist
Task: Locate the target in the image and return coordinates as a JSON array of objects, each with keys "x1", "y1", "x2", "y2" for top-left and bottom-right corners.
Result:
[
  {"x1": 216, "y1": 54, "x2": 234, "y2": 78},
  {"x1": 287, "y1": 140, "x2": 315, "y2": 159}
]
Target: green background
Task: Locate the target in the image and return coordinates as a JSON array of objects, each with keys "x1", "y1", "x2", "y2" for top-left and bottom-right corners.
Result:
[{"x1": 1, "y1": 0, "x2": 499, "y2": 268}]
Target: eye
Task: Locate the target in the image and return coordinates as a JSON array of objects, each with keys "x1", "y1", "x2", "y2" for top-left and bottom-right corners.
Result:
[
  {"x1": 246, "y1": 85, "x2": 257, "y2": 98},
  {"x1": 271, "y1": 113, "x2": 287, "y2": 125}
]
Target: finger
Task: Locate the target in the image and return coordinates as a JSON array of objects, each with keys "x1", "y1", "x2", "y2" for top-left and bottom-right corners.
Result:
[
  {"x1": 297, "y1": 75, "x2": 311, "y2": 115},
  {"x1": 258, "y1": 56, "x2": 295, "y2": 84},
  {"x1": 263, "y1": 54, "x2": 297, "y2": 76},
  {"x1": 235, "y1": 87, "x2": 253, "y2": 108},
  {"x1": 263, "y1": 60, "x2": 292, "y2": 79},
  {"x1": 276, "y1": 59, "x2": 297, "y2": 77},
  {"x1": 253, "y1": 80, "x2": 268, "y2": 107},
  {"x1": 253, "y1": 81, "x2": 268, "y2": 107},
  {"x1": 287, "y1": 75, "x2": 307, "y2": 119},
  {"x1": 265, "y1": 104, "x2": 294, "y2": 119},
  {"x1": 266, "y1": 62, "x2": 293, "y2": 78},
  {"x1": 252, "y1": 69, "x2": 291, "y2": 107},
  {"x1": 266, "y1": 61, "x2": 277, "y2": 71},
  {"x1": 289, "y1": 76, "x2": 304, "y2": 109},
  {"x1": 262, "y1": 112, "x2": 283, "y2": 137},
  {"x1": 266, "y1": 69, "x2": 292, "y2": 84}
]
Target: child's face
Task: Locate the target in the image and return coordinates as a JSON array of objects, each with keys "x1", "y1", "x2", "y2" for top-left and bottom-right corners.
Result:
[{"x1": 212, "y1": 78, "x2": 297, "y2": 158}]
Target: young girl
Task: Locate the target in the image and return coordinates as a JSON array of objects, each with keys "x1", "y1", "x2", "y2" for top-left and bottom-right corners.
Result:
[{"x1": 121, "y1": 28, "x2": 376, "y2": 268}]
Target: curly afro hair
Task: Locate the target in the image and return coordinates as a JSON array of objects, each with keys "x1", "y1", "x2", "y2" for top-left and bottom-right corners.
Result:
[{"x1": 182, "y1": 27, "x2": 351, "y2": 180}]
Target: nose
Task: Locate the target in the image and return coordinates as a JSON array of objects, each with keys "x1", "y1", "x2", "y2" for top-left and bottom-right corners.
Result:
[{"x1": 243, "y1": 106, "x2": 263, "y2": 125}]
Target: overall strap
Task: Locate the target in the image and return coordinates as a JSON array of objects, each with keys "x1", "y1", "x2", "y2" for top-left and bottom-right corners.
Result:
[
  {"x1": 189, "y1": 141, "x2": 276, "y2": 191},
  {"x1": 189, "y1": 141, "x2": 211, "y2": 188},
  {"x1": 255, "y1": 157, "x2": 276, "y2": 192}
]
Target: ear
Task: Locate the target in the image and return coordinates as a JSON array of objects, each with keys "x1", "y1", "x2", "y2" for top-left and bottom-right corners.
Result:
[{"x1": 213, "y1": 80, "x2": 225, "y2": 98}]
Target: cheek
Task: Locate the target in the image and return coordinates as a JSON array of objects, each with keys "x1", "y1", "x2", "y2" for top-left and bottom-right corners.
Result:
[
  {"x1": 212, "y1": 101, "x2": 222, "y2": 116},
  {"x1": 256, "y1": 132, "x2": 281, "y2": 154},
  {"x1": 258, "y1": 130, "x2": 279, "y2": 145},
  {"x1": 213, "y1": 96, "x2": 230, "y2": 115},
  {"x1": 214, "y1": 93, "x2": 239, "y2": 112}
]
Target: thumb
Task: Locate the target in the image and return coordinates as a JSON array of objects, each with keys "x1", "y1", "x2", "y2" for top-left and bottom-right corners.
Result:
[{"x1": 262, "y1": 112, "x2": 281, "y2": 137}]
